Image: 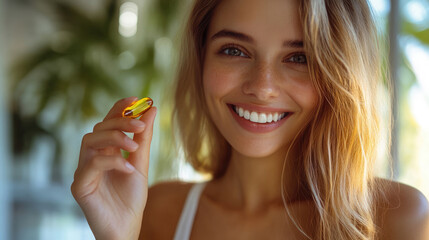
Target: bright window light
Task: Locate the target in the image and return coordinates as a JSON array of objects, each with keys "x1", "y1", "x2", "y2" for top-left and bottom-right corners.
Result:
[{"x1": 119, "y1": 2, "x2": 138, "y2": 38}]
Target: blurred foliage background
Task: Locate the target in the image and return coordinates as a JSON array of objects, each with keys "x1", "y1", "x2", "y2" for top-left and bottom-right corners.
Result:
[
  {"x1": 0, "y1": 0, "x2": 428, "y2": 239},
  {"x1": 9, "y1": 0, "x2": 190, "y2": 184}
]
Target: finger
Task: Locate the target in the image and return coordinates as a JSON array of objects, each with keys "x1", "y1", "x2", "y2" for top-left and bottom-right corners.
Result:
[
  {"x1": 128, "y1": 107, "x2": 157, "y2": 177},
  {"x1": 82, "y1": 131, "x2": 139, "y2": 152},
  {"x1": 93, "y1": 118, "x2": 146, "y2": 133},
  {"x1": 72, "y1": 155, "x2": 135, "y2": 198},
  {"x1": 104, "y1": 97, "x2": 138, "y2": 121}
]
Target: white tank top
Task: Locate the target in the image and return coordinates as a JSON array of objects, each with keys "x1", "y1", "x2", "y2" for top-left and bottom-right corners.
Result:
[{"x1": 173, "y1": 182, "x2": 207, "y2": 240}]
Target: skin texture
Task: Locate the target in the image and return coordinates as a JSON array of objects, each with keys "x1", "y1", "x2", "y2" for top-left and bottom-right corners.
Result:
[{"x1": 72, "y1": 0, "x2": 429, "y2": 239}]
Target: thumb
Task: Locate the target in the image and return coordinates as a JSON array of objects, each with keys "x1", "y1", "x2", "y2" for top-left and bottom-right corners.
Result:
[{"x1": 128, "y1": 107, "x2": 157, "y2": 177}]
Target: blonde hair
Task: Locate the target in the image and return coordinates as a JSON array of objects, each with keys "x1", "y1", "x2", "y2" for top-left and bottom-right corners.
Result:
[
  {"x1": 174, "y1": 0, "x2": 387, "y2": 239},
  {"x1": 284, "y1": 0, "x2": 386, "y2": 239},
  {"x1": 173, "y1": 0, "x2": 229, "y2": 178}
]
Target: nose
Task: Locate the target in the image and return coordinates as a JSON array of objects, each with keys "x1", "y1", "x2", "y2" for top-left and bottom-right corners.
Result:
[{"x1": 242, "y1": 62, "x2": 280, "y2": 101}]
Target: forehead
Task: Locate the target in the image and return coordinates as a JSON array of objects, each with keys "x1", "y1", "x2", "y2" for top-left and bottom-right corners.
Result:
[{"x1": 208, "y1": 0, "x2": 303, "y2": 43}]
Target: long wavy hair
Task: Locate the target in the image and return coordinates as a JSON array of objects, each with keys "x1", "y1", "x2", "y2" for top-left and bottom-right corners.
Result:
[{"x1": 173, "y1": 0, "x2": 388, "y2": 239}]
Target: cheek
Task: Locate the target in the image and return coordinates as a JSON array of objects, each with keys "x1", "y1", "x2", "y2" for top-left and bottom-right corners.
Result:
[
  {"x1": 203, "y1": 69, "x2": 222, "y2": 95},
  {"x1": 203, "y1": 59, "x2": 242, "y2": 98},
  {"x1": 285, "y1": 74, "x2": 319, "y2": 112},
  {"x1": 203, "y1": 59, "x2": 228, "y2": 117},
  {"x1": 300, "y1": 83, "x2": 319, "y2": 111}
]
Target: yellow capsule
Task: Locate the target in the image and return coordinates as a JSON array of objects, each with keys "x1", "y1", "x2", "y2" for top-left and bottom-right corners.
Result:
[{"x1": 122, "y1": 97, "x2": 153, "y2": 118}]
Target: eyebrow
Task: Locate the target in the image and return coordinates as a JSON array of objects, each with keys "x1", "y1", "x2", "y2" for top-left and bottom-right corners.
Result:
[
  {"x1": 283, "y1": 40, "x2": 304, "y2": 48},
  {"x1": 211, "y1": 29, "x2": 254, "y2": 43},
  {"x1": 210, "y1": 29, "x2": 304, "y2": 48}
]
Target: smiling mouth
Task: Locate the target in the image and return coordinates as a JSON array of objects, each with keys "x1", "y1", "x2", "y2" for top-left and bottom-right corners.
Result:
[{"x1": 230, "y1": 104, "x2": 291, "y2": 124}]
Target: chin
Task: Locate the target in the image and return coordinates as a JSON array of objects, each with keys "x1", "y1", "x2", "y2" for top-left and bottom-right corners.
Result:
[{"x1": 230, "y1": 140, "x2": 287, "y2": 160}]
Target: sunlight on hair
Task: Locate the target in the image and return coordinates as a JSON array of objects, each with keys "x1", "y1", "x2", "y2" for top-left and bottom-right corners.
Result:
[
  {"x1": 119, "y1": 2, "x2": 138, "y2": 37},
  {"x1": 374, "y1": 82, "x2": 391, "y2": 178}
]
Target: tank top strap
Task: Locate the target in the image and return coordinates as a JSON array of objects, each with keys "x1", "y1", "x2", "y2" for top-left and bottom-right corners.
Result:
[{"x1": 173, "y1": 181, "x2": 207, "y2": 240}]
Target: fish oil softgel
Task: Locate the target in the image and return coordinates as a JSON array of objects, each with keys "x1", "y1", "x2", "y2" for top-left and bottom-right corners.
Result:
[{"x1": 122, "y1": 97, "x2": 153, "y2": 118}]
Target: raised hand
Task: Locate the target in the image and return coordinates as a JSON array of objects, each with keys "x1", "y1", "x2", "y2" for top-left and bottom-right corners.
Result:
[{"x1": 71, "y1": 97, "x2": 157, "y2": 240}]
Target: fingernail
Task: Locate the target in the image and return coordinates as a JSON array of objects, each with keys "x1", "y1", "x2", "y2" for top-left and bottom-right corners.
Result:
[
  {"x1": 125, "y1": 96, "x2": 137, "y2": 100},
  {"x1": 122, "y1": 96, "x2": 137, "y2": 103},
  {"x1": 125, "y1": 137, "x2": 138, "y2": 150},
  {"x1": 130, "y1": 119, "x2": 145, "y2": 128},
  {"x1": 125, "y1": 161, "x2": 135, "y2": 171}
]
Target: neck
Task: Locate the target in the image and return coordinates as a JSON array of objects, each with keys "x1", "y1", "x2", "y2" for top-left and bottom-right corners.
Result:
[{"x1": 210, "y1": 147, "x2": 304, "y2": 213}]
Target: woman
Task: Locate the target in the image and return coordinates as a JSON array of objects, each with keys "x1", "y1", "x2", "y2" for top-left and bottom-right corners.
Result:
[{"x1": 71, "y1": 0, "x2": 429, "y2": 239}]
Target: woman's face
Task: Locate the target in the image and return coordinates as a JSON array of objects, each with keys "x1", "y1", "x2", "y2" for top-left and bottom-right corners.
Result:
[{"x1": 203, "y1": 0, "x2": 318, "y2": 158}]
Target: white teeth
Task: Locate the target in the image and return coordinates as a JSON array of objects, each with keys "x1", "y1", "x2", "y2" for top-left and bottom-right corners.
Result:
[
  {"x1": 244, "y1": 110, "x2": 250, "y2": 120},
  {"x1": 233, "y1": 105, "x2": 287, "y2": 124},
  {"x1": 267, "y1": 113, "x2": 273, "y2": 123},
  {"x1": 258, "y1": 113, "x2": 267, "y2": 123},
  {"x1": 250, "y1": 112, "x2": 258, "y2": 122}
]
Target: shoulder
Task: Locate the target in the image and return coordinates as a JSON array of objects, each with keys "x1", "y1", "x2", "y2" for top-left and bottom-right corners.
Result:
[
  {"x1": 374, "y1": 178, "x2": 429, "y2": 240},
  {"x1": 139, "y1": 180, "x2": 195, "y2": 240}
]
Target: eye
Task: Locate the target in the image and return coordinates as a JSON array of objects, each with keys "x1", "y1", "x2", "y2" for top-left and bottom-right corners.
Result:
[
  {"x1": 219, "y1": 44, "x2": 249, "y2": 58},
  {"x1": 284, "y1": 53, "x2": 307, "y2": 64}
]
